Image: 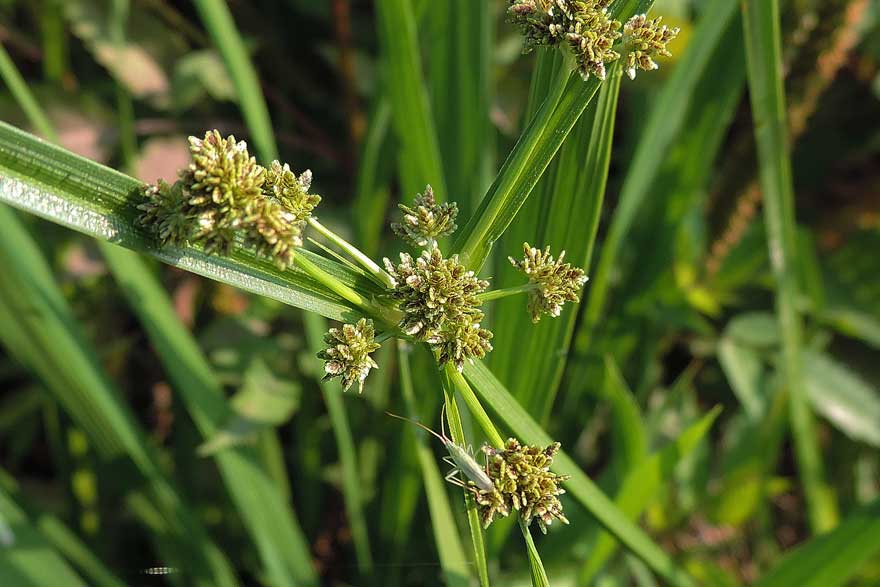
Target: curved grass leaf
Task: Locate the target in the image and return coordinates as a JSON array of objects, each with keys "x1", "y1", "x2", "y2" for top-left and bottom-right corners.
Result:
[
  {"x1": 0, "y1": 205, "x2": 237, "y2": 587},
  {"x1": 101, "y1": 244, "x2": 318, "y2": 586},
  {"x1": 453, "y1": 0, "x2": 655, "y2": 271},
  {"x1": 754, "y1": 498, "x2": 880, "y2": 587},
  {"x1": 0, "y1": 485, "x2": 87, "y2": 587},
  {"x1": 462, "y1": 360, "x2": 697, "y2": 587},
  {"x1": 741, "y1": 0, "x2": 837, "y2": 532},
  {"x1": 375, "y1": 0, "x2": 447, "y2": 200},
  {"x1": 0, "y1": 121, "x2": 377, "y2": 322}
]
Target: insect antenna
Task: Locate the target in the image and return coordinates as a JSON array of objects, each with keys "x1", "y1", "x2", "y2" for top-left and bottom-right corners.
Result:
[{"x1": 385, "y1": 411, "x2": 449, "y2": 444}]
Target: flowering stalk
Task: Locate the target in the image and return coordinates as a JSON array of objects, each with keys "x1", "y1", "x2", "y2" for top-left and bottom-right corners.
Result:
[
  {"x1": 307, "y1": 216, "x2": 396, "y2": 288},
  {"x1": 475, "y1": 283, "x2": 537, "y2": 303}
]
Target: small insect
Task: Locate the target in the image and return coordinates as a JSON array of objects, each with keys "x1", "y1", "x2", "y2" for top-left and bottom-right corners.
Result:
[
  {"x1": 142, "y1": 566, "x2": 177, "y2": 576},
  {"x1": 386, "y1": 409, "x2": 495, "y2": 492}
]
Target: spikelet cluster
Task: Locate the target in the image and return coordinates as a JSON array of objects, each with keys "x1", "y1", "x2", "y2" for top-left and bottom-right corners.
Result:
[
  {"x1": 392, "y1": 185, "x2": 459, "y2": 248},
  {"x1": 317, "y1": 319, "x2": 381, "y2": 393},
  {"x1": 509, "y1": 243, "x2": 588, "y2": 322},
  {"x1": 623, "y1": 14, "x2": 680, "y2": 80},
  {"x1": 473, "y1": 438, "x2": 570, "y2": 532},
  {"x1": 138, "y1": 130, "x2": 320, "y2": 269},
  {"x1": 507, "y1": 0, "x2": 678, "y2": 81},
  {"x1": 384, "y1": 248, "x2": 492, "y2": 371}
]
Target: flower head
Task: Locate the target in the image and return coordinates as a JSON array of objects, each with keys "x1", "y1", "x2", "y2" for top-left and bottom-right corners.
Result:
[
  {"x1": 264, "y1": 160, "x2": 321, "y2": 221},
  {"x1": 509, "y1": 243, "x2": 588, "y2": 322},
  {"x1": 623, "y1": 14, "x2": 680, "y2": 80},
  {"x1": 391, "y1": 185, "x2": 459, "y2": 248},
  {"x1": 242, "y1": 198, "x2": 301, "y2": 270},
  {"x1": 186, "y1": 130, "x2": 265, "y2": 208},
  {"x1": 137, "y1": 179, "x2": 192, "y2": 247},
  {"x1": 384, "y1": 248, "x2": 492, "y2": 368},
  {"x1": 474, "y1": 438, "x2": 570, "y2": 532},
  {"x1": 317, "y1": 319, "x2": 381, "y2": 393}
]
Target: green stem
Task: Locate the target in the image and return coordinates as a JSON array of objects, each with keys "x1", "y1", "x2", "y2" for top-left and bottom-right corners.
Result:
[
  {"x1": 308, "y1": 216, "x2": 395, "y2": 288},
  {"x1": 520, "y1": 518, "x2": 551, "y2": 587},
  {"x1": 476, "y1": 283, "x2": 535, "y2": 303},
  {"x1": 0, "y1": 45, "x2": 57, "y2": 142},
  {"x1": 440, "y1": 367, "x2": 490, "y2": 587},
  {"x1": 445, "y1": 364, "x2": 504, "y2": 449}
]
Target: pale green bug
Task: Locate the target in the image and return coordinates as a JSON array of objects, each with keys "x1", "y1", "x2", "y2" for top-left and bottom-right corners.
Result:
[{"x1": 386, "y1": 410, "x2": 495, "y2": 492}]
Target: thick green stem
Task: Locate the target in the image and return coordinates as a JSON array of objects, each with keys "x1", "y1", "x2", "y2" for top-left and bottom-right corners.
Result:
[
  {"x1": 308, "y1": 216, "x2": 395, "y2": 288},
  {"x1": 445, "y1": 364, "x2": 504, "y2": 449}
]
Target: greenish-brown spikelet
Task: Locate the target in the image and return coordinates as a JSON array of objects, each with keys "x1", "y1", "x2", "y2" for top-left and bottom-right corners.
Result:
[
  {"x1": 264, "y1": 160, "x2": 321, "y2": 221},
  {"x1": 509, "y1": 242, "x2": 588, "y2": 322},
  {"x1": 384, "y1": 248, "x2": 493, "y2": 369},
  {"x1": 137, "y1": 179, "x2": 193, "y2": 247},
  {"x1": 391, "y1": 185, "x2": 459, "y2": 247},
  {"x1": 623, "y1": 14, "x2": 680, "y2": 80},
  {"x1": 317, "y1": 318, "x2": 382, "y2": 393},
  {"x1": 474, "y1": 438, "x2": 570, "y2": 532},
  {"x1": 242, "y1": 198, "x2": 302, "y2": 270}
]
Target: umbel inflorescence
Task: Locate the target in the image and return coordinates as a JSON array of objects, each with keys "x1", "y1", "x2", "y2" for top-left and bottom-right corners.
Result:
[
  {"x1": 139, "y1": 132, "x2": 588, "y2": 392},
  {"x1": 508, "y1": 0, "x2": 680, "y2": 80},
  {"x1": 470, "y1": 438, "x2": 571, "y2": 532}
]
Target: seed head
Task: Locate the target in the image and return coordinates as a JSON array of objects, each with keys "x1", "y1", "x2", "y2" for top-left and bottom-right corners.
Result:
[
  {"x1": 186, "y1": 130, "x2": 265, "y2": 208},
  {"x1": 428, "y1": 321, "x2": 494, "y2": 372},
  {"x1": 264, "y1": 160, "x2": 321, "y2": 221},
  {"x1": 509, "y1": 243, "x2": 588, "y2": 322},
  {"x1": 317, "y1": 318, "x2": 381, "y2": 393},
  {"x1": 384, "y1": 248, "x2": 493, "y2": 367},
  {"x1": 242, "y1": 198, "x2": 301, "y2": 270},
  {"x1": 473, "y1": 438, "x2": 570, "y2": 532},
  {"x1": 137, "y1": 179, "x2": 192, "y2": 247},
  {"x1": 623, "y1": 14, "x2": 680, "y2": 80},
  {"x1": 392, "y1": 185, "x2": 459, "y2": 248}
]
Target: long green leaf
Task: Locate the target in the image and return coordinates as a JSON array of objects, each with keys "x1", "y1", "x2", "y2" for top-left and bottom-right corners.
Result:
[
  {"x1": 0, "y1": 485, "x2": 87, "y2": 587},
  {"x1": 578, "y1": 0, "x2": 739, "y2": 350},
  {"x1": 303, "y1": 313, "x2": 374, "y2": 576},
  {"x1": 463, "y1": 361, "x2": 697, "y2": 587},
  {"x1": 375, "y1": 0, "x2": 447, "y2": 200},
  {"x1": 754, "y1": 498, "x2": 880, "y2": 587},
  {"x1": 0, "y1": 469, "x2": 124, "y2": 587},
  {"x1": 0, "y1": 121, "x2": 377, "y2": 322},
  {"x1": 101, "y1": 243, "x2": 318, "y2": 586},
  {"x1": 0, "y1": 205, "x2": 237, "y2": 587},
  {"x1": 397, "y1": 343, "x2": 471, "y2": 587},
  {"x1": 191, "y1": 0, "x2": 278, "y2": 161},
  {"x1": 453, "y1": 0, "x2": 655, "y2": 270},
  {"x1": 741, "y1": 0, "x2": 837, "y2": 532},
  {"x1": 579, "y1": 407, "x2": 721, "y2": 583}
]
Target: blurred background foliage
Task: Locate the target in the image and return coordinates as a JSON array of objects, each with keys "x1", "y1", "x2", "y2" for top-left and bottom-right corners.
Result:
[{"x1": 0, "y1": 0, "x2": 879, "y2": 585}]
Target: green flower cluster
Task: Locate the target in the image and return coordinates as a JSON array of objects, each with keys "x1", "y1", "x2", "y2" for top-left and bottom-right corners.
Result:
[
  {"x1": 509, "y1": 243, "x2": 588, "y2": 322},
  {"x1": 391, "y1": 185, "x2": 458, "y2": 248},
  {"x1": 317, "y1": 318, "x2": 381, "y2": 393},
  {"x1": 384, "y1": 248, "x2": 492, "y2": 371},
  {"x1": 623, "y1": 14, "x2": 679, "y2": 80},
  {"x1": 473, "y1": 438, "x2": 570, "y2": 532},
  {"x1": 507, "y1": 0, "x2": 678, "y2": 81},
  {"x1": 138, "y1": 131, "x2": 320, "y2": 268}
]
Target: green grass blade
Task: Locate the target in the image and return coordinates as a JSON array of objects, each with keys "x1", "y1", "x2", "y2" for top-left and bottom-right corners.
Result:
[
  {"x1": 429, "y1": 0, "x2": 493, "y2": 216},
  {"x1": 0, "y1": 485, "x2": 87, "y2": 587},
  {"x1": 754, "y1": 498, "x2": 880, "y2": 587},
  {"x1": 579, "y1": 407, "x2": 721, "y2": 583},
  {"x1": 741, "y1": 0, "x2": 837, "y2": 533},
  {"x1": 0, "y1": 122, "x2": 377, "y2": 322},
  {"x1": 303, "y1": 313, "x2": 374, "y2": 576},
  {"x1": 191, "y1": 0, "x2": 278, "y2": 161},
  {"x1": 453, "y1": 1, "x2": 655, "y2": 271},
  {"x1": 0, "y1": 206, "x2": 237, "y2": 587},
  {"x1": 354, "y1": 96, "x2": 393, "y2": 256},
  {"x1": 600, "y1": 355, "x2": 649, "y2": 481},
  {"x1": 375, "y1": 0, "x2": 447, "y2": 199},
  {"x1": 0, "y1": 44, "x2": 57, "y2": 141},
  {"x1": 578, "y1": 0, "x2": 739, "y2": 350},
  {"x1": 397, "y1": 343, "x2": 471, "y2": 587},
  {"x1": 100, "y1": 243, "x2": 318, "y2": 586},
  {"x1": 462, "y1": 360, "x2": 697, "y2": 587},
  {"x1": 0, "y1": 469, "x2": 124, "y2": 587}
]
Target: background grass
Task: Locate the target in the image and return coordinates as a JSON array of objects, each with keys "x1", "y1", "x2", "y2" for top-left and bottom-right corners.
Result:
[{"x1": 1, "y1": 1, "x2": 880, "y2": 586}]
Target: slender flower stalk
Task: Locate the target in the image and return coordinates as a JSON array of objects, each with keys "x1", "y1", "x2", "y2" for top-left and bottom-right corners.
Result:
[
  {"x1": 308, "y1": 216, "x2": 396, "y2": 288},
  {"x1": 476, "y1": 283, "x2": 538, "y2": 303}
]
